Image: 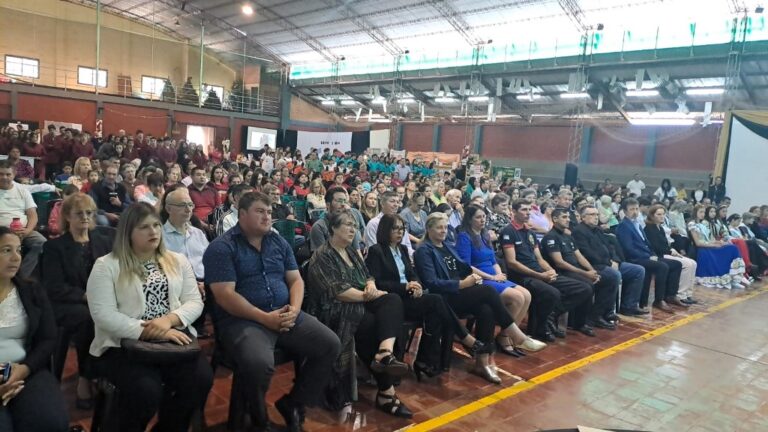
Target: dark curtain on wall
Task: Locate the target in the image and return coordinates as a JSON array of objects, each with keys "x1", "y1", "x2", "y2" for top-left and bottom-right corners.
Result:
[
  {"x1": 351, "y1": 131, "x2": 369, "y2": 154},
  {"x1": 283, "y1": 130, "x2": 298, "y2": 151}
]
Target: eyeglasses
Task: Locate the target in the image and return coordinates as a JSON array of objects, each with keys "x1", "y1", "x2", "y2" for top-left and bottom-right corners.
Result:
[
  {"x1": 391, "y1": 225, "x2": 405, "y2": 232},
  {"x1": 340, "y1": 221, "x2": 357, "y2": 228},
  {"x1": 333, "y1": 199, "x2": 349, "y2": 205},
  {"x1": 168, "y1": 202, "x2": 195, "y2": 209},
  {"x1": 73, "y1": 210, "x2": 95, "y2": 218}
]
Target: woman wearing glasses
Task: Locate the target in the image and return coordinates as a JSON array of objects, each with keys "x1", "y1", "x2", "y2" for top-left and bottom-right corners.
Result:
[
  {"x1": 41, "y1": 193, "x2": 115, "y2": 409},
  {"x1": 307, "y1": 210, "x2": 412, "y2": 420}
]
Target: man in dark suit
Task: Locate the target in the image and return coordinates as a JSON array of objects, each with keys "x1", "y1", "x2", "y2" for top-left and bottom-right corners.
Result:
[
  {"x1": 615, "y1": 198, "x2": 682, "y2": 312},
  {"x1": 709, "y1": 176, "x2": 726, "y2": 204}
]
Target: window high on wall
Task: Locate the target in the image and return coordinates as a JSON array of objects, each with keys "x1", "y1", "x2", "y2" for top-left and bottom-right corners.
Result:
[
  {"x1": 78, "y1": 66, "x2": 107, "y2": 88},
  {"x1": 142, "y1": 76, "x2": 166, "y2": 98},
  {"x1": 5, "y1": 55, "x2": 39, "y2": 79}
]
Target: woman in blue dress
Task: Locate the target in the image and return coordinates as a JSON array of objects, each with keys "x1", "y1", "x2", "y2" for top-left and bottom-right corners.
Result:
[
  {"x1": 688, "y1": 204, "x2": 747, "y2": 289},
  {"x1": 455, "y1": 205, "x2": 532, "y2": 356}
]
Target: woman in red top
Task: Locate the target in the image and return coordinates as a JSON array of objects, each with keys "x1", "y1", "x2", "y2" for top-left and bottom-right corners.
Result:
[
  {"x1": 207, "y1": 144, "x2": 223, "y2": 165},
  {"x1": 293, "y1": 172, "x2": 310, "y2": 200},
  {"x1": 209, "y1": 165, "x2": 228, "y2": 202},
  {"x1": 22, "y1": 134, "x2": 46, "y2": 180},
  {"x1": 192, "y1": 145, "x2": 207, "y2": 169}
]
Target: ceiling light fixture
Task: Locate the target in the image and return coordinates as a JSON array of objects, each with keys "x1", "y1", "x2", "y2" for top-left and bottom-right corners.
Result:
[
  {"x1": 398, "y1": 98, "x2": 417, "y2": 104},
  {"x1": 626, "y1": 90, "x2": 659, "y2": 97},
  {"x1": 560, "y1": 92, "x2": 590, "y2": 99},
  {"x1": 320, "y1": 100, "x2": 336, "y2": 106},
  {"x1": 340, "y1": 100, "x2": 358, "y2": 106},
  {"x1": 685, "y1": 88, "x2": 725, "y2": 96},
  {"x1": 242, "y1": 4, "x2": 254, "y2": 15},
  {"x1": 468, "y1": 96, "x2": 489, "y2": 102},
  {"x1": 516, "y1": 94, "x2": 541, "y2": 101},
  {"x1": 435, "y1": 97, "x2": 458, "y2": 103}
]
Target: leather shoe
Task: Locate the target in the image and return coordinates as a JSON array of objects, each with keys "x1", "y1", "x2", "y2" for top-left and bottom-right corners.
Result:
[
  {"x1": 665, "y1": 297, "x2": 689, "y2": 308},
  {"x1": 535, "y1": 331, "x2": 556, "y2": 342},
  {"x1": 653, "y1": 300, "x2": 674, "y2": 313},
  {"x1": 276, "y1": 395, "x2": 305, "y2": 432},
  {"x1": 592, "y1": 317, "x2": 617, "y2": 330},
  {"x1": 577, "y1": 325, "x2": 596, "y2": 337},
  {"x1": 546, "y1": 319, "x2": 566, "y2": 338},
  {"x1": 619, "y1": 307, "x2": 647, "y2": 316},
  {"x1": 604, "y1": 312, "x2": 620, "y2": 322}
]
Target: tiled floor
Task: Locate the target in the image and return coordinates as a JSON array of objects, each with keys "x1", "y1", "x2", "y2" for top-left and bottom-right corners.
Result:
[{"x1": 63, "y1": 283, "x2": 767, "y2": 431}]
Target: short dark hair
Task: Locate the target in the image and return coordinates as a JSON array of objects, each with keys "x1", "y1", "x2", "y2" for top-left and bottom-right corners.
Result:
[
  {"x1": 191, "y1": 167, "x2": 206, "y2": 176},
  {"x1": 622, "y1": 197, "x2": 639, "y2": 210},
  {"x1": 376, "y1": 214, "x2": 405, "y2": 246},
  {"x1": 491, "y1": 192, "x2": 510, "y2": 208},
  {"x1": 0, "y1": 159, "x2": 13, "y2": 170},
  {"x1": 379, "y1": 190, "x2": 399, "y2": 203},
  {"x1": 146, "y1": 173, "x2": 165, "y2": 187},
  {"x1": 637, "y1": 197, "x2": 652, "y2": 207},
  {"x1": 511, "y1": 198, "x2": 531, "y2": 211},
  {"x1": 551, "y1": 208, "x2": 569, "y2": 219},
  {"x1": 228, "y1": 183, "x2": 252, "y2": 199},
  {"x1": 325, "y1": 186, "x2": 347, "y2": 204},
  {"x1": 238, "y1": 191, "x2": 271, "y2": 212}
]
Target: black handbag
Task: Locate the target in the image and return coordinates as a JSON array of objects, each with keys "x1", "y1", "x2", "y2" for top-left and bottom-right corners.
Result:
[{"x1": 120, "y1": 328, "x2": 200, "y2": 365}]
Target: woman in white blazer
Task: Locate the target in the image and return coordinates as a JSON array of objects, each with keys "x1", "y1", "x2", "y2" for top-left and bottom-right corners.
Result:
[{"x1": 86, "y1": 203, "x2": 213, "y2": 432}]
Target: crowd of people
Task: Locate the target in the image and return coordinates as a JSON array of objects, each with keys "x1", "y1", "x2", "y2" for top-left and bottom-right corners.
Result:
[{"x1": 2, "y1": 125, "x2": 768, "y2": 432}]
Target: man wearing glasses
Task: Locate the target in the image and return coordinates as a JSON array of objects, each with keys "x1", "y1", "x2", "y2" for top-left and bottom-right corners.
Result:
[
  {"x1": 204, "y1": 191, "x2": 341, "y2": 432},
  {"x1": 365, "y1": 191, "x2": 414, "y2": 257},
  {"x1": 309, "y1": 186, "x2": 363, "y2": 252},
  {"x1": 572, "y1": 205, "x2": 648, "y2": 317}
]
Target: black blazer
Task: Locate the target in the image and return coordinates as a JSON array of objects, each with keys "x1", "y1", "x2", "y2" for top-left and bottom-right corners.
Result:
[
  {"x1": 365, "y1": 243, "x2": 417, "y2": 297},
  {"x1": 15, "y1": 278, "x2": 57, "y2": 374},
  {"x1": 41, "y1": 227, "x2": 115, "y2": 305},
  {"x1": 644, "y1": 223, "x2": 672, "y2": 257}
]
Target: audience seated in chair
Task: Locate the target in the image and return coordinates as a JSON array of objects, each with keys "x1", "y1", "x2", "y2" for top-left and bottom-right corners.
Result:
[
  {"x1": 42, "y1": 192, "x2": 115, "y2": 409},
  {"x1": 415, "y1": 212, "x2": 546, "y2": 385},
  {"x1": 0, "y1": 226, "x2": 70, "y2": 432},
  {"x1": 307, "y1": 210, "x2": 412, "y2": 419},
  {"x1": 87, "y1": 203, "x2": 212, "y2": 432},
  {"x1": 0, "y1": 160, "x2": 46, "y2": 279},
  {"x1": 204, "y1": 192, "x2": 340, "y2": 432}
]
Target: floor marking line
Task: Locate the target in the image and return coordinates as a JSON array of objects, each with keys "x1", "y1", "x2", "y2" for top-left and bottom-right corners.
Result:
[{"x1": 403, "y1": 289, "x2": 767, "y2": 432}]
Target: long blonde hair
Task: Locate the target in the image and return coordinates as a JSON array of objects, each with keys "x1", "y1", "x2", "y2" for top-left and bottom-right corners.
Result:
[
  {"x1": 113, "y1": 203, "x2": 178, "y2": 283},
  {"x1": 73, "y1": 157, "x2": 92, "y2": 179}
]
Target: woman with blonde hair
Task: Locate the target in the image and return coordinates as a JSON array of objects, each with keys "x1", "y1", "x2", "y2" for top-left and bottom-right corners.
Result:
[
  {"x1": 306, "y1": 178, "x2": 327, "y2": 221},
  {"x1": 360, "y1": 191, "x2": 380, "y2": 225},
  {"x1": 42, "y1": 193, "x2": 115, "y2": 408},
  {"x1": 68, "y1": 156, "x2": 92, "y2": 191},
  {"x1": 87, "y1": 203, "x2": 212, "y2": 431}
]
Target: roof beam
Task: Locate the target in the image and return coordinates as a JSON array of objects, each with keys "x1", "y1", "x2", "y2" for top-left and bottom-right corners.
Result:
[
  {"x1": 338, "y1": 87, "x2": 376, "y2": 110},
  {"x1": 320, "y1": 0, "x2": 404, "y2": 56},
  {"x1": 248, "y1": 1, "x2": 338, "y2": 63},
  {"x1": 593, "y1": 81, "x2": 631, "y2": 122},
  {"x1": 398, "y1": 82, "x2": 436, "y2": 108},
  {"x1": 557, "y1": 0, "x2": 588, "y2": 32},
  {"x1": 428, "y1": 0, "x2": 484, "y2": 46}
]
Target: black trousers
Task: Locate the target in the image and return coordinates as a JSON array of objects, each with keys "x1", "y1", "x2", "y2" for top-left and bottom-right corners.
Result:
[
  {"x1": 401, "y1": 293, "x2": 452, "y2": 369},
  {"x1": 218, "y1": 312, "x2": 341, "y2": 425},
  {"x1": 52, "y1": 302, "x2": 94, "y2": 379},
  {"x1": 746, "y1": 239, "x2": 768, "y2": 273},
  {"x1": 356, "y1": 293, "x2": 405, "y2": 391},
  {"x1": 515, "y1": 275, "x2": 592, "y2": 337},
  {"x1": 630, "y1": 257, "x2": 682, "y2": 307},
  {"x1": 95, "y1": 348, "x2": 213, "y2": 432},
  {"x1": 45, "y1": 163, "x2": 60, "y2": 181},
  {"x1": 0, "y1": 370, "x2": 69, "y2": 432},
  {"x1": 560, "y1": 269, "x2": 619, "y2": 326},
  {"x1": 441, "y1": 284, "x2": 514, "y2": 346}
]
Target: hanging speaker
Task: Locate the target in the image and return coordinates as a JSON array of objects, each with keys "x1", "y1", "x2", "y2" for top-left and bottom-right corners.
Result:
[{"x1": 564, "y1": 163, "x2": 578, "y2": 187}]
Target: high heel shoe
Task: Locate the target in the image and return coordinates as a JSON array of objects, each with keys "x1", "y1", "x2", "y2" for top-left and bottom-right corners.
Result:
[
  {"x1": 370, "y1": 349, "x2": 410, "y2": 377},
  {"x1": 375, "y1": 392, "x2": 413, "y2": 418},
  {"x1": 413, "y1": 361, "x2": 442, "y2": 382},
  {"x1": 495, "y1": 338, "x2": 524, "y2": 358},
  {"x1": 461, "y1": 339, "x2": 493, "y2": 357},
  {"x1": 469, "y1": 364, "x2": 501, "y2": 384}
]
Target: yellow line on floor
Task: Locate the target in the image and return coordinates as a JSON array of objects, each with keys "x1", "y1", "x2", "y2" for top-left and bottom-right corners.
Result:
[{"x1": 402, "y1": 288, "x2": 767, "y2": 432}]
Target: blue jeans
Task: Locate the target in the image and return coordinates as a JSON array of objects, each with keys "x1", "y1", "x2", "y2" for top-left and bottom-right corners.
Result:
[{"x1": 618, "y1": 262, "x2": 645, "y2": 309}]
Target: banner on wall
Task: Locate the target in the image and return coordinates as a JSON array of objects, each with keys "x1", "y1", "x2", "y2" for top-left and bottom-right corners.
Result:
[
  {"x1": 369, "y1": 129, "x2": 391, "y2": 153},
  {"x1": 492, "y1": 166, "x2": 521, "y2": 181},
  {"x1": 43, "y1": 121, "x2": 83, "y2": 133},
  {"x1": 407, "y1": 151, "x2": 461, "y2": 173},
  {"x1": 296, "y1": 131, "x2": 352, "y2": 156},
  {"x1": 389, "y1": 149, "x2": 406, "y2": 159},
  {"x1": 0, "y1": 155, "x2": 35, "y2": 168}
]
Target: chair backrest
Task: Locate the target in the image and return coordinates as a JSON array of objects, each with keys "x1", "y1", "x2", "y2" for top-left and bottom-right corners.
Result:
[{"x1": 272, "y1": 219, "x2": 304, "y2": 244}]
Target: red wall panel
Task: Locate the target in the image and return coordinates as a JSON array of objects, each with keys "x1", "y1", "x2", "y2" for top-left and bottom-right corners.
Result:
[
  {"x1": 440, "y1": 124, "x2": 474, "y2": 155},
  {"x1": 16, "y1": 94, "x2": 96, "y2": 130},
  {"x1": 0, "y1": 91, "x2": 10, "y2": 119},
  {"x1": 654, "y1": 126, "x2": 719, "y2": 171},
  {"x1": 590, "y1": 126, "x2": 648, "y2": 166},
  {"x1": 482, "y1": 125, "x2": 570, "y2": 161},
  {"x1": 174, "y1": 112, "x2": 230, "y2": 128},
  {"x1": 402, "y1": 124, "x2": 433, "y2": 152},
  {"x1": 102, "y1": 103, "x2": 168, "y2": 137},
  {"x1": 0, "y1": 91, "x2": 10, "y2": 105}
]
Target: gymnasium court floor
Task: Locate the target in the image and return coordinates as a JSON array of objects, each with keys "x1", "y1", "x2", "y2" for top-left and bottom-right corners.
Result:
[{"x1": 64, "y1": 283, "x2": 768, "y2": 432}]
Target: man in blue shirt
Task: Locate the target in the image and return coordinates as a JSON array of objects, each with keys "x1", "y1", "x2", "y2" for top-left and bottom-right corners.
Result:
[{"x1": 204, "y1": 192, "x2": 341, "y2": 432}]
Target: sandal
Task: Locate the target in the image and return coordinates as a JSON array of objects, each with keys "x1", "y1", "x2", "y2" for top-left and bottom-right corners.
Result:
[
  {"x1": 495, "y1": 336, "x2": 525, "y2": 358},
  {"x1": 370, "y1": 349, "x2": 410, "y2": 377},
  {"x1": 375, "y1": 392, "x2": 413, "y2": 418}
]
